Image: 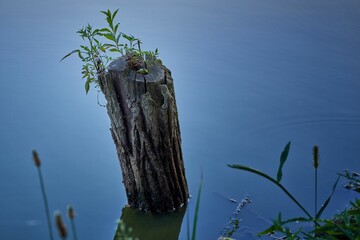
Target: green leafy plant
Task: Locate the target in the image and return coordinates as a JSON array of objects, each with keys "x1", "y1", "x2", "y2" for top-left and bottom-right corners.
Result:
[
  {"x1": 228, "y1": 142, "x2": 343, "y2": 238},
  {"x1": 340, "y1": 170, "x2": 360, "y2": 194},
  {"x1": 219, "y1": 196, "x2": 251, "y2": 239},
  {"x1": 312, "y1": 198, "x2": 360, "y2": 239},
  {"x1": 61, "y1": 9, "x2": 159, "y2": 94}
]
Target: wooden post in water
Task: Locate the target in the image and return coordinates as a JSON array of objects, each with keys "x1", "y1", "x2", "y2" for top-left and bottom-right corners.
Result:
[{"x1": 98, "y1": 56, "x2": 189, "y2": 213}]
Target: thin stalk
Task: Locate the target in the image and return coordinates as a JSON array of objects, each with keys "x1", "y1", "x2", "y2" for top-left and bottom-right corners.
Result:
[
  {"x1": 67, "y1": 205, "x2": 78, "y2": 240},
  {"x1": 37, "y1": 167, "x2": 54, "y2": 240},
  {"x1": 70, "y1": 219, "x2": 78, "y2": 240},
  {"x1": 191, "y1": 175, "x2": 203, "y2": 240}
]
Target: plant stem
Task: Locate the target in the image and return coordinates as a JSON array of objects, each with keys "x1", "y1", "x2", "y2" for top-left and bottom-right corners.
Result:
[
  {"x1": 70, "y1": 219, "x2": 78, "y2": 240},
  {"x1": 37, "y1": 167, "x2": 54, "y2": 240}
]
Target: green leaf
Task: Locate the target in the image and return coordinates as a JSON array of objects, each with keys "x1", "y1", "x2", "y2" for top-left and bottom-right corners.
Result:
[
  {"x1": 277, "y1": 141, "x2": 291, "y2": 183},
  {"x1": 60, "y1": 50, "x2": 79, "y2": 62},
  {"x1": 116, "y1": 34, "x2": 121, "y2": 44},
  {"x1": 103, "y1": 34, "x2": 115, "y2": 41},
  {"x1": 94, "y1": 38, "x2": 100, "y2": 45},
  {"x1": 122, "y1": 34, "x2": 134, "y2": 42},
  {"x1": 112, "y1": 9, "x2": 119, "y2": 20},
  {"x1": 85, "y1": 77, "x2": 91, "y2": 94},
  {"x1": 137, "y1": 68, "x2": 149, "y2": 75},
  {"x1": 92, "y1": 29, "x2": 99, "y2": 36},
  {"x1": 258, "y1": 213, "x2": 284, "y2": 236},
  {"x1": 109, "y1": 48, "x2": 120, "y2": 53},
  {"x1": 281, "y1": 217, "x2": 310, "y2": 225},
  {"x1": 80, "y1": 45, "x2": 90, "y2": 52},
  {"x1": 316, "y1": 176, "x2": 340, "y2": 219},
  {"x1": 77, "y1": 51, "x2": 84, "y2": 60},
  {"x1": 100, "y1": 28, "x2": 111, "y2": 33},
  {"x1": 100, "y1": 10, "x2": 110, "y2": 18},
  {"x1": 114, "y1": 23, "x2": 119, "y2": 34}
]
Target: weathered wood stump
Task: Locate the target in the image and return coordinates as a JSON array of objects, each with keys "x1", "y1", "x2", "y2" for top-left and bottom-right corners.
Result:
[{"x1": 98, "y1": 56, "x2": 189, "y2": 213}]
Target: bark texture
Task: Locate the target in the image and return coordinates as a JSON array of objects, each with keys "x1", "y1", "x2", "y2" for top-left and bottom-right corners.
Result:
[{"x1": 99, "y1": 56, "x2": 189, "y2": 213}]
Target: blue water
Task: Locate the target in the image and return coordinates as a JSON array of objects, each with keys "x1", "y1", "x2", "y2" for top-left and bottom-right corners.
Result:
[{"x1": 0, "y1": 0, "x2": 359, "y2": 239}]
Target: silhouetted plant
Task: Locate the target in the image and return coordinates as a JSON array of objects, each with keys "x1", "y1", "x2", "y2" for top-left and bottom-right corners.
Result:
[
  {"x1": 186, "y1": 175, "x2": 203, "y2": 240},
  {"x1": 340, "y1": 170, "x2": 360, "y2": 194},
  {"x1": 55, "y1": 212, "x2": 68, "y2": 240},
  {"x1": 219, "y1": 196, "x2": 251, "y2": 239},
  {"x1": 67, "y1": 205, "x2": 78, "y2": 240},
  {"x1": 228, "y1": 142, "x2": 342, "y2": 238},
  {"x1": 32, "y1": 150, "x2": 54, "y2": 240}
]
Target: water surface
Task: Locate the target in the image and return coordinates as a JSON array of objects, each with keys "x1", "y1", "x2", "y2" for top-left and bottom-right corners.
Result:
[{"x1": 0, "y1": 0, "x2": 359, "y2": 239}]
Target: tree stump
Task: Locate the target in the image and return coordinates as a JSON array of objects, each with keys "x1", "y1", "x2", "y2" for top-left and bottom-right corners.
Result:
[{"x1": 98, "y1": 56, "x2": 189, "y2": 213}]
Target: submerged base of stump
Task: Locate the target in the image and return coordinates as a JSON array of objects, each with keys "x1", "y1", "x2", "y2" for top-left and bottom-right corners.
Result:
[{"x1": 99, "y1": 57, "x2": 189, "y2": 213}]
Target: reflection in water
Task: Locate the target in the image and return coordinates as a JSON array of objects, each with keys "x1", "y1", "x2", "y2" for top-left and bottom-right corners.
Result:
[{"x1": 114, "y1": 206, "x2": 186, "y2": 240}]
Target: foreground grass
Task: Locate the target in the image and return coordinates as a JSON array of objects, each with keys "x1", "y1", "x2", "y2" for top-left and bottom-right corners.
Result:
[{"x1": 32, "y1": 144, "x2": 359, "y2": 240}]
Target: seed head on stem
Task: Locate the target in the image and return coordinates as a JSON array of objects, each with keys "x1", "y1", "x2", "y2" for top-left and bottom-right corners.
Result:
[
  {"x1": 67, "y1": 205, "x2": 75, "y2": 220},
  {"x1": 55, "y1": 212, "x2": 68, "y2": 239},
  {"x1": 32, "y1": 150, "x2": 41, "y2": 167},
  {"x1": 313, "y1": 145, "x2": 319, "y2": 169}
]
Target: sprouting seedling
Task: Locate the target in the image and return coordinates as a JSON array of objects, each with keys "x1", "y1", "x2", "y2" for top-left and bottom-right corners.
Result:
[
  {"x1": 61, "y1": 24, "x2": 109, "y2": 94},
  {"x1": 61, "y1": 9, "x2": 160, "y2": 96},
  {"x1": 32, "y1": 150, "x2": 54, "y2": 240},
  {"x1": 99, "y1": 9, "x2": 124, "y2": 55},
  {"x1": 55, "y1": 212, "x2": 68, "y2": 240},
  {"x1": 67, "y1": 205, "x2": 78, "y2": 240}
]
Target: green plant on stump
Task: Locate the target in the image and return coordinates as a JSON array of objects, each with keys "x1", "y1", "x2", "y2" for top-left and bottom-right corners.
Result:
[{"x1": 61, "y1": 9, "x2": 159, "y2": 95}]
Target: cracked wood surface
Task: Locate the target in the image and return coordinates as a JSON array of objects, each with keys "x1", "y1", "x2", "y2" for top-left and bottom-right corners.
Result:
[{"x1": 99, "y1": 57, "x2": 189, "y2": 213}]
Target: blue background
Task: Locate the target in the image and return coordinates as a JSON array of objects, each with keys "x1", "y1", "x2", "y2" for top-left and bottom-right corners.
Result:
[{"x1": 0, "y1": 0, "x2": 359, "y2": 239}]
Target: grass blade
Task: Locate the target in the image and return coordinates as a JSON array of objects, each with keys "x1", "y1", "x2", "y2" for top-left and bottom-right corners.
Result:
[
  {"x1": 228, "y1": 164, "x2": 313, "y2": 219},
  {"x1": 277, "y1": 141, "x2": 291, "y2": 183},
  {"x1": 60, "y1": 50, "x2": 78, "y2": 62},
  {"x1": 316, "y1": 176, "x2": 340, "y2": 219},
  {"x1": 191, "y1": 175, "x2": 203, "y2": 240}
]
